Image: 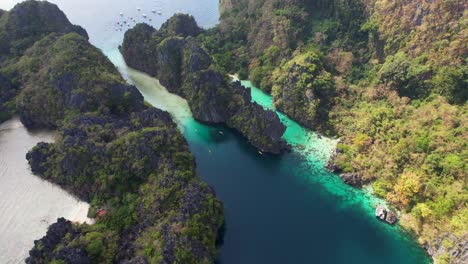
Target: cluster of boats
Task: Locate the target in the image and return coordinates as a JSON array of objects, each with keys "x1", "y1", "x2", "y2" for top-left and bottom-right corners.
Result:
[{"x1": 114, "y1": 6, "x2": 163, "y2": 31}]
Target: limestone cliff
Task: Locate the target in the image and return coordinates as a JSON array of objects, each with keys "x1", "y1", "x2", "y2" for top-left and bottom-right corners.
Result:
[{"x1": 121, "y1": 15, "x2": 289, "y2": 154}]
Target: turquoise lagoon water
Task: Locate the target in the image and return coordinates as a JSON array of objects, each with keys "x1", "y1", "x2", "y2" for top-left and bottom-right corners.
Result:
[{"x1": 0, "y1": 0, "x2": 430, "y2": 263}]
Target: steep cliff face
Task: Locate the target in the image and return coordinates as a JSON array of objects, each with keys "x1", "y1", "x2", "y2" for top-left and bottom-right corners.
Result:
[
  {"x1": 209, "y1": 0, "x2": 467, "y2": 262},
  {"x1": 272, "y1": 51, "x2": 335, "y2": 131},
  {"x1": 0, "y1": 2, "x2": 224, "y2": 263},
  {"x1": 121, "y1": 14, "x2": 289, "y2": 154},
  {"x1": 0, "y1": 0, "x2": 90, "y2": 125},
  {"x1": 27, "y1": 109, "x2": 224, "y2": 264},
  {"x1": 6, "y1": 33, "x2": 144, "y2": 129}
]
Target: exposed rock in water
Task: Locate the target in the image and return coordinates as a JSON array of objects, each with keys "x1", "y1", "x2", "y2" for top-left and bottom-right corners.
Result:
[
  {"x1": 0, "y1": 0, "x2": 88, "y2": 124},
  {"x1": 375, "y1": 205, "x2": 397, "y2": 225},
  {"x1": 121, "y1": 14, "x2": 289, "y2": 154},
  {"x1": 340, "y1": 172, "x2": 362, "y2": 188},
  {"x1": 325, "y1": 151, "x2": 342, "y2": 173}
]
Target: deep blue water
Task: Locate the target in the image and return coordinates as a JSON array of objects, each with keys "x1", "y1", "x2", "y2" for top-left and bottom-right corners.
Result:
[{"x1": 0, "y1": 1, "x2": 430, "y2": 263}]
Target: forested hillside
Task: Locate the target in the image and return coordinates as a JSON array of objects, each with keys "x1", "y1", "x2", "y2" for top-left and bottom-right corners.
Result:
[
  {"x1": 199, "y1": 0, "x2": 467, "y2": 263},
  {"x1": 0, "y1": 1, "x2": 224, "y2": 263}
]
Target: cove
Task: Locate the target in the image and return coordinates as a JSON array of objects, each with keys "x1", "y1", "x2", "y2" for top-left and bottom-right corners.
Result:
[
  {"x1": 0, "y1": 0, "x2": 430, "y2": 263},
  {"x1": 0, "y1": 118, "x2": 92, "y2": 263},
  {"x1": 107, "y1": 49, "x2": 429, "y2": 264}
]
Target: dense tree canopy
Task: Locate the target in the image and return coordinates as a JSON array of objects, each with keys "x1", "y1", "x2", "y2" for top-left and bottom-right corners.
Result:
[{"x1": 200, "y1": 0, "x2": 467, "y2": 262}]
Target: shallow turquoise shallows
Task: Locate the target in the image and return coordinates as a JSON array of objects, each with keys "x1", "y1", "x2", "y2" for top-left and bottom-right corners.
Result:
[
  {"x1": 0, "y1": 0, "x2": 430, "y2": 263},
  {"x1": 117, "y1": 61, "x2": 429, "y2": 264}
]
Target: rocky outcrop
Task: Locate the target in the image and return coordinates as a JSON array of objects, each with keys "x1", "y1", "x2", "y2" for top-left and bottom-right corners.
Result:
[
  {"x1": 326, "y1": 149, "x2": 364, "y2": 187},
  {"x1": 375, "y1": 205, "x2": 397, "y2": 225},
  {"x1": 271, "y1": 51, "x2": 336, "y2": 131},
  {"x1": 0, "y1": 0, "x2": 87, "y2": 62},
  {"x1": 26, "y1": 218, "x2": 91, "y2": 264},
  {"x1": 227, "y1": 81, "x2": 289, "y2": 153},
  {"x1": 121, "y1": 15, "x2": 289, "y2": 154},
  {"x1": 27, "y1": 108, "x2": 224, "y2": 263},
  {"x1": 425, "y1": 234, "x2": 468, "y2": 264},
  {"x1": 0, "y1": 3, "x2": 226, "y2": 263},
  {"x1": 9, "y1": 33, "x2": 144, "y2": 129},
  {"x1": 340, "y1": 173, "x2": 363, "y2": 188},
  {"x1": 158, "y1": 13, "x2": 202, "y2": 38}
]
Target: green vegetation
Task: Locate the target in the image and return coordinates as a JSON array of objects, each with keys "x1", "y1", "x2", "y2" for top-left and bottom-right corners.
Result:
[
  {"x1": 201, "y1": 0, "x2": 467, "y2": 261},
  {"x1": 0, "y1": 2, "x2": 223, "y2": 263},
  {"x1": 271, "y1": 51, "x2": 335, "y2": 131},
  {"x1": 121, "y1": 15, "x2": 288, "y2": 154}
]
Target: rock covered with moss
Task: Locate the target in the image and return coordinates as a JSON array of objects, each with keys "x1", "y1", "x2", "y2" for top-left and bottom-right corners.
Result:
[
  {"x1": 158, "y1": 13, "x2": 202, "y2": 38},
  {"x1": 7, "y1": 33, "x2": 143, "y2": 129},
  {"x1": 272, "y1": 51, "x2": 335, "y2": 131},
  {"x1": 121, "y1": 15, "x2": 289, "y2": 153},
  {"x1": 0, "y1": 72, "x2": 16, "y2": 122},
  {"x1": 0, "y1": 2, "x2": 224, "y2": 263},
  {"x1": 0, "y1": 0, "x2": 88, "y2": 124},
  {"x1": 0, "y1": 0, "x2": 87, "y2": 62},
  {"x1": 27, "y1": 108, "x2": 224, "y2": 263}
]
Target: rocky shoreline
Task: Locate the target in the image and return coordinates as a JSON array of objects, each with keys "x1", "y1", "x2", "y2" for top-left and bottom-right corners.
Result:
[
  {"x1": 0, "y1": 1, "x2": 224, "y2": 263},
  {"x1": 120, "y1": 15, "x2": 290, "y2": 154},
  {"x1": 326, "y1": 147, "x2": 468, "y2": 263},
  {"x1": 325, "y1": 148, "x2": 399, "y2": 224}
]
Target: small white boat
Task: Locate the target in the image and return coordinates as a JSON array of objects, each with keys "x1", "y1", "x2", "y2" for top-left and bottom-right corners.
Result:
[
  {"x1": 120, "y1": 12, "x2": 123, "y2": 16},
  {"x1": 152, "y1": 9, "x2": 156, "y2": 13},
  {"x1": 142, "y1": 14, "x2": 147, "y2": 18},
  {"x1": 137, "y1": 7, "x2": 141, "y2": 11},
  {"x1": 258, "y1": 151, "x2": 264, "y2": 155},
  {"x1": 157, "y1": 11, "x2": 162, "y2": 15}
]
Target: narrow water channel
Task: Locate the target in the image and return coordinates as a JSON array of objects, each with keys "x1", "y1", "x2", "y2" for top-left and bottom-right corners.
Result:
[{"x1": 0, "y1": 0, "x2": 430, "y2": 263}]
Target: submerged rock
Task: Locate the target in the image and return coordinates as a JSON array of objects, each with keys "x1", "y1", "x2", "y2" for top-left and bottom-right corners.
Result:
[{"x1": 376, "y1": 205, "x2": 386, "y2": 221}]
